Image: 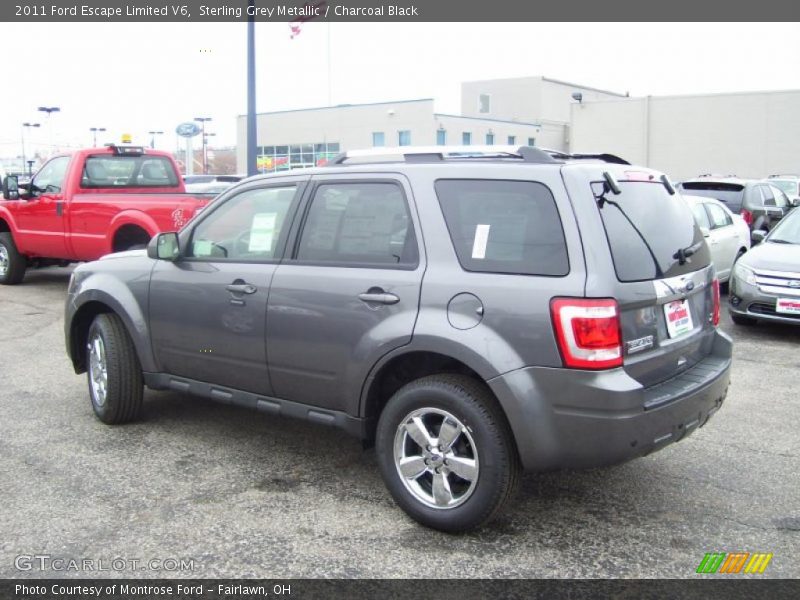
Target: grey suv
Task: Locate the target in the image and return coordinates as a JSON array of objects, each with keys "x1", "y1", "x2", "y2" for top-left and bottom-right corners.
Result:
[{"x1": 65, "y1": 146, "x2": 732, "y2": 532}]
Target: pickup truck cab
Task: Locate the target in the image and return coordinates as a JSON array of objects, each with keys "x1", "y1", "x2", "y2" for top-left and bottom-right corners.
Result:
[{"x1": 0, "y1": 145, "x2": 210, "y2": 284}]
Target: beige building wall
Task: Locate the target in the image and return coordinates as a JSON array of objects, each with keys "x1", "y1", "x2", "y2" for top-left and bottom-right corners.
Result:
[{"x1": 570, "y1": 90, "x2": 800, "y2": 180}]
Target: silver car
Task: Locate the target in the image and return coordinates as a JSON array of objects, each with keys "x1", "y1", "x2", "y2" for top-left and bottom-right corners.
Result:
[{"x1": 729, "y1": 207, "x2": 800, "y2": 325}]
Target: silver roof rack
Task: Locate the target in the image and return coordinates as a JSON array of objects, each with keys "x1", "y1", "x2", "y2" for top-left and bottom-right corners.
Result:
[{"x1": 326, "y1": 145, "x2": 629, "y2": 166}]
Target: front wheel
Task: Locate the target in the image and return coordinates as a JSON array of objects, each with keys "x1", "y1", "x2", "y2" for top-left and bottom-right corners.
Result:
[
  {"x1": 375, "y1": 374, "x2": 520, "y2": 532},
  {"x1": 0, "y1": 232, "x2": 27, "y2": 285},
  {"x1": 86, "y1": 313, "x2": 144, "y2": 424}
]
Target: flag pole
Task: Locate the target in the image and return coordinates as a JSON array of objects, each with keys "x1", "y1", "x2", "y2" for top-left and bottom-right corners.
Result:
[{"x1": 246, "y1": 0, "x2": 258, "y2": 176}]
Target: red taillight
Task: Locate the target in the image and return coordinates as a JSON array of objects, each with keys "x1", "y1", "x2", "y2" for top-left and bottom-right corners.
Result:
[
  {"x1": 740, "y1": 209, "x2": 753, "y2": 226},
  {"x1": 712, "y1": 278, "x2": 721, "y2": 326},
  {"x1": 550, "y1": 298, "x2": 623, "y2": 370}
]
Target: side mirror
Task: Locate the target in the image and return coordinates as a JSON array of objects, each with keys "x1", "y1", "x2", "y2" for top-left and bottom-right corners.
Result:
[
  {"x1": 751, "y1": 229, "x2": 767, "y2": 245},
  {"x1": 147, "y1": 232, "x2": 180, "y2": 261},
  {"x1": 2, "y1": 175, "x2": 19, "y2": 200},
  {"x1": 700, "y1": 226, "x2": 710, "y2": 238},
  {"x1": 793, "y1": 198, "x2": 800, "y2": 207}
]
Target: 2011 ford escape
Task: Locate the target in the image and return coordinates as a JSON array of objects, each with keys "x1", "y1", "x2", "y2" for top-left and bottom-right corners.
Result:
[{"x1": 64, "y1": 146, "x2": 732, "y2": 532}]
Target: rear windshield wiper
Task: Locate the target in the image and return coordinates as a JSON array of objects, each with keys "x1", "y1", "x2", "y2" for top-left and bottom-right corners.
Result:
[{"x1": 673, "y1": 240, "x2": 704, "y2": 265}]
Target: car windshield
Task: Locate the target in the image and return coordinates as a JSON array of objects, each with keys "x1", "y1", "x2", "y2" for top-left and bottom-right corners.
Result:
[
  {"x1": 767, "y1": 209, "x2": 800, "y2": 244},
  {"x1": 768, "y1": 180, "x2": 798, "y2": 195}
]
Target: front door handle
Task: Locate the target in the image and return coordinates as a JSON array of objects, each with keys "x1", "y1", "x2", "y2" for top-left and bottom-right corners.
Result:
[
  {"x1": 358, "y1": 291, "x2": 400, "y2": 305},
  {"x1": 226, "y1": 282, "x2": 258, "y2": 295}
]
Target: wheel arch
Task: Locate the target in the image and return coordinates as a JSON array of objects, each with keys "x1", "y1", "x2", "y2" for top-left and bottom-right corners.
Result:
[{"x1": 107, "y1": 212, "x2": 159, "y2": 253}]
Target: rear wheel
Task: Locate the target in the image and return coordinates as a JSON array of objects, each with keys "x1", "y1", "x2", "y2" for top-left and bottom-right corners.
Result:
[
  {"x1": 86, "y1": 313, "x2": 143, "y2": 424},
  {"x1": 0, "y1": 232, "x2": 27, "y2": 285},
  {"x1": 375, "y1": 374, "x2": 519, "y2": 532}
]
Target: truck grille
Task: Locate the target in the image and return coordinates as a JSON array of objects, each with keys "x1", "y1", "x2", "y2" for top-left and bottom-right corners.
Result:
[{"x1": 754, "y1": 269, "x2": 800, "y2": 297}]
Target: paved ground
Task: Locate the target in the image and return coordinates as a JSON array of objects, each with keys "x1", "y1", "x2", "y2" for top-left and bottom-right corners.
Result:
[{"x1": 0, "y1": 267, "x2": 798, "y2": 579}]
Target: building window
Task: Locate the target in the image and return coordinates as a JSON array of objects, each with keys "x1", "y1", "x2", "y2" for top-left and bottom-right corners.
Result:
[
  {"x1": 462, "y1": 132, "x2": 472, "y2": 145},
  {"x1": 527, "y1": 137, "x2": 536, "y2": 146},
  {"x1": 507, "y1": 135, "x2": 516, "y2": 145},
  {"x1": 398, "y1": 130, "x2": 411, "y2": 146},
  {"x1": 479, "y1": 94, "x2": 490, "y2": 114},
  {"x1": 436, "y1": 129, "x2": 446, "y2": 146},
  {"x1": 372, "y1": 132, "x2": 385, "y2": 147},
  {"x1": 485, "y1": 133, "x2": 494, "y2": 145},
  {"x1": 256, "y1": 141, "x2": 341, "y2": 172}
]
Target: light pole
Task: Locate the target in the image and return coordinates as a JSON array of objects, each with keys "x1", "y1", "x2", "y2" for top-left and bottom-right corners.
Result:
[
  {"x1": 247, "y1": 1, "x2": 257, "y2": 177},
  {"x1": 194, "y1": 117, "x2": 212, "y2": 174},
  {"x1": 89, "y1": 127, "x2": 106, "y2": 147},
  {"x1": 21, "y1": 122, "x2": 40, "y2": 175},
  {"x1": 148, "y1": 130, "x2": 164, "y2": 149},
  {"x1": 203, "y1": 133, "x2": 216, "y2": 173},
  {"x1": 37, "y1": 106, "x2": 61, "y2": 154}
]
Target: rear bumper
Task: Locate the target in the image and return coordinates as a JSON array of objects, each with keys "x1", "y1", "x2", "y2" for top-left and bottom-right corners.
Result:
[{"x1": 488, "y1": 330, "x2": 732, "y2": 471}]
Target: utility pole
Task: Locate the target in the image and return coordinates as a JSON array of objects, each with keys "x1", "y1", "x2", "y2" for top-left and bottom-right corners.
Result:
[
  {"x1": 21, "y1": 122, "x2": 40, "y2": 174},
  {"x1": 194, "y1": 117, "x2": 212, "y2": 174},
  {"x1": 148, "y1": 130, "x2": 164, "y2": 149},
  {"x1": 37, "y1": 106, "x2": 60, "y2": 154},
  {"x1": 89, "y1": 127, "x2": 106, "y2": 147}
]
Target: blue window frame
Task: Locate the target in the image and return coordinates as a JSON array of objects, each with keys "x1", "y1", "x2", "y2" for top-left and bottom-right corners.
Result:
[
  {"x1": 485, "y1": 133, "x2": 494, "y2": 145},
  {"x1": 462, "y1": 132, "x2": 472, "y2": 145},
  {"x1": 372, "y1": 132, "x2": 385, "y2": 147},
  {"x1": 436, "y1": 129, "x2": 446, "y2": 146},
  {"x1": 398, "y1": 130, "x2": 411, "y2": 146},
  {"x1": 507, "y1": 135, "x2": 516, "y2": 145}
]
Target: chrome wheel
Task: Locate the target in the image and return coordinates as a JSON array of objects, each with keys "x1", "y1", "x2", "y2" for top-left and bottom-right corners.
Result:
[
  {"x1": 0, "y1": 245, "x2": 8, "y2": 278},
  {"x1": 393, "y1": 407, "x2": 479, "y2": 509},
  {"x1": 88, "y1": 334, "x2": 108, "y2": 407}
]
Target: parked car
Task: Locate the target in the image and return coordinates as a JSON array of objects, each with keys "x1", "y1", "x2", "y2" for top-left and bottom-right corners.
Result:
[
  {"x1": 682, "y1": 194, "x2": 750, "y2": 283},
  {"x1": 728, "y1": 207, "x2": 800, "y2": 326},
  {"x1": 765, "y1": 175, "x2": 800, "y2": 207},
  {"x1": 678, "y1": 177, "x2": 791, "y2": 235},
  {"x1": 0, "y1": 145, "x2": 214, "y2": 285},
  {"x1": 65, "y1": 145, "x2": 732, "y2": 532}
]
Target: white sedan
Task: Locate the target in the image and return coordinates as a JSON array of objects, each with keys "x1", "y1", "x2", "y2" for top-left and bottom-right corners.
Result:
[{"x1": 682, "y1": 194, "x2": 751, "y2": 283}]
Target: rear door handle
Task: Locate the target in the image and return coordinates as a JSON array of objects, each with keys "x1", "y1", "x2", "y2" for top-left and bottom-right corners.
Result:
[
  {"x1": 226, "y1": 283, "x2": 258, "y2": 295},
  {"x1": 358, "y1": 291, "x2": 400, "y2": 305}
]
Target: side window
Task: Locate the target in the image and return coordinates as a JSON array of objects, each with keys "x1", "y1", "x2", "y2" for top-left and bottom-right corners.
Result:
[
  {"x1": 296, "y1": 182, "x2": 418, "y2": 267},
  {"x1": 771, "y1": 186, "x2": 789, "y2": 208},
  {"x1": 691, "y1": 204, "x2": 711, "y2": 230},
  {"x1": 706, "y1": 203, "x2": 732, "y2": 229},
  {"x1": 189, "y1": 185, "x2": 297, "y2": 261},
  {"x1": 762, "y1": 185, "x2": 776, "y2": 207},
  {"x1": 435, "y1": 179, "x2": 569, "y2": 277},
  {"x1": 31, "y1": 156, "x2": 70, "y2": 194}
]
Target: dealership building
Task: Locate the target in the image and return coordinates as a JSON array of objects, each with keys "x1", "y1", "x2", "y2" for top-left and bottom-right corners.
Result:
[{"x1": 236, "y1": 76, "x2": 800, "y2": 180}]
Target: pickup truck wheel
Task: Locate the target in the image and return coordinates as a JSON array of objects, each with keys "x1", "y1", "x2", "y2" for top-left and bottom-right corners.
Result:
[
  {"x1": 375, "y1": 374, "x2": 519, "y2": 532},
  {"x1": 0, "y1": 232, "x2": 27, "y2": 285},
  {"x1": 86, "y1": 313, "x2": 143, "y2": 424}
]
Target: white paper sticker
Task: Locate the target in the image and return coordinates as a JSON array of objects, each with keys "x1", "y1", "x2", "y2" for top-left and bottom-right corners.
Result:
[
  {"x1": 249, "y1": 212, "x2": 277, "y2": 252},
  {"x1": 193, "y1": 239, "x2": 213, "y2": 257},
  {"x1": 471, "y1": 224, "x2": 491, "y2": 259}
]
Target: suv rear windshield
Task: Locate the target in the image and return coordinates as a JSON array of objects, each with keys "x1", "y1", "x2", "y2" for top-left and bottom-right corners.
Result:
[
  {"x1": 679, "y1": 182, "x2": 745, "y2": 211},
  {"x1": 435, "y1": 179, "x2": 569, "y2": 277},
  {"x1": 81, "y1": 155, "x2": 179, "y2": 188},
  {"x1": 595, "y1": 181, "x2": 710, "y2": 282}
]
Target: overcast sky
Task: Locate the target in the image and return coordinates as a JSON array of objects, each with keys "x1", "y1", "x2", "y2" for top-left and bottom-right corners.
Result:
[{"x1": 1, "y1": 22, "x2": 799, "y2": 158}]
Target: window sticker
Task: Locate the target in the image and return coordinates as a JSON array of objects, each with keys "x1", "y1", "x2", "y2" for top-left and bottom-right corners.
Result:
[
  {"x1": 249, "y1": 212, "x2": 277, "y2": 252},
  {"x1": 193, "y1": 239, "x2": 213, "y2": 257},
  {"x1": 471, "y1": 224, "x2": 491, "y2": 259}
]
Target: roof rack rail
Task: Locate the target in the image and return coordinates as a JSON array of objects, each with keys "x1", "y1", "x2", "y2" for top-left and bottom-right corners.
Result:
[{"x1": 327, "y1": 145, "x2": 560, "y2": 166}]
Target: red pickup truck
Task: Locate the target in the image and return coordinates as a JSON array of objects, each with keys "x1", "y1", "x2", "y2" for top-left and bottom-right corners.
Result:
[{"x1": 0, "y1": 145, "x2": 212, "y2": 284}]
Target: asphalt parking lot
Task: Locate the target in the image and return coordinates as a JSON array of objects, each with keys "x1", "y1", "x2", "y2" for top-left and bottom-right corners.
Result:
[{"x1": 0, "y1": 267, "x2": 798, "y2": 579}]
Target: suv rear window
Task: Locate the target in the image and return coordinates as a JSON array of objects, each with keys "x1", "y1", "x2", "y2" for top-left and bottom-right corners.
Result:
[
  {"x1": 679, "y1": 182, "x2": 744, "y2": 211},
  {"x1": 595, "y1": 181, "x2": 710, "y2": 282},
  {"x1": 81, "y1": 156, "x2": 179, "y2": 188},
  {"x1": 435, "y1": 179, "x2": 569, "y2": 277}
]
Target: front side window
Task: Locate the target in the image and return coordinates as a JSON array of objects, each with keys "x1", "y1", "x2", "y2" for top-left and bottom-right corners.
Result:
[
  {"x1": 296, "y1": 182, "x2": 418, "y2": 267},
  {"x1": 189, "y1": 185, "x2": 297, "y2": 261},
  {"x1": 761, "y1": 185, "x2": 776, "y2": 207},
  {"x1": 435, "y1": 179, "x2": 569, "y2": 277},
  {"x1": 31, "y1": 156, "x2": 71, "y2": 193},
  {"x1": 691, "y1": 204, "x2": 711, "y2": 230},
  {"x1": 398, "y1": 131, "x2": 411, "y2": 146},
  {"x1": 372, "y1": 132, "x2": 385, "y2": 147},
  {"x1": 706, "y1": 203, "x2": 732, "y2": 229},
  {"x1": 81, "y1": 155, "x2": 179, "y2": 188}
]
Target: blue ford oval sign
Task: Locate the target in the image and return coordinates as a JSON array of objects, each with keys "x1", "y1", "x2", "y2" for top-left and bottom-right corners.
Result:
[{"x1": 175, "y1": 122, "x2": 201, "y2": 138}]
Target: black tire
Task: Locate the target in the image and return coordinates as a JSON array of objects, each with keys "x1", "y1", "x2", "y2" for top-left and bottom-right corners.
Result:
[
  {"x1": 86, "y1": 313, "x2": 143, "y2": 424},
  {"x1": 731, "y1": 314, "x2": 757, "y2": 326},
  {"x1": 0, "y1": 232, "x2": 27, "y2": 285},
  {"x1": 375, "y1": 374, "x2": 520, "y2": 532}
]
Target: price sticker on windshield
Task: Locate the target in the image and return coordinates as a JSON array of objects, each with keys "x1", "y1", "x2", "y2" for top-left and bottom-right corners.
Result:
[{"x1": 664, "y1": 299, "x2": 693, "y2": 338}]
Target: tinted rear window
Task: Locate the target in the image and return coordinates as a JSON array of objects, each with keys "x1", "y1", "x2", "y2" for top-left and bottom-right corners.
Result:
[
  {"x1": 679, "y1": 182, "x2": 744, "y2": 210},
  {"x1": 82, "y1": 156, "x2": 179, "y2": 188},
  {"x1": 595, "y1": 181, "x2": 710, "y2": 282},
  {"x1": 435, "y1": 179, "x2": 569, "y2": 276}
]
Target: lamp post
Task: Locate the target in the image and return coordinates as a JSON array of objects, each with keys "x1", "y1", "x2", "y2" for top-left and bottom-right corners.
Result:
[
  {"x1": 148, "y1": 130, "x2": 164, "y2": 149},
  {"x1": 37, "y1": 106, "x2": 61, "y2": 154},
  {"x1": 21, "y1": 122, "x2": 41, "y2": 175},
  {"x1": 203, "y1": 132, "x2": 216, "y2": 173},
  {"x1": 194, "y1": 117, "x2": 212, "y2": 174},
  {"x1": 89, "y1": 127, "x2": 106, "y2": 147}
]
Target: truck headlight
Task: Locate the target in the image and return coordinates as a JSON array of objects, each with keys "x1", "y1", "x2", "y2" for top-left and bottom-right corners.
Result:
[{"x1": 734, "y1": 263, "x2": 757, "y2": 286}]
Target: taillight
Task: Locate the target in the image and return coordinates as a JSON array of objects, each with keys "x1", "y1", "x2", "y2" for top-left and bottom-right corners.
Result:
[
  {"x1": 740, "y1": 209, "x2": 753, "y2": 226},
  {"x1": 550, "y1": 298, "x2": 623, "y2": 370},
  {"x1": 712, "y1": 278, "x2": 720, "y2": 326}
]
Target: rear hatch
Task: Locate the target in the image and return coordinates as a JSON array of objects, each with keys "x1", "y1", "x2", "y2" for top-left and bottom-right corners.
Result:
[
  {"x1": 585, "y1": 172, "x2": 718, "y2": 390},
  {"x1": 679, "y1": 181, "x2": 744, "y2": 213}
]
